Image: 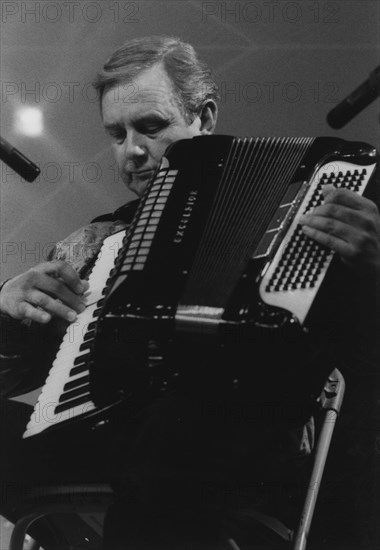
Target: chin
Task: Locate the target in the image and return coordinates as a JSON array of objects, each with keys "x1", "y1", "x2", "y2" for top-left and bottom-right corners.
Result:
[{"x1": 126, "y1": 179, "x2": 150, "y2": 198}]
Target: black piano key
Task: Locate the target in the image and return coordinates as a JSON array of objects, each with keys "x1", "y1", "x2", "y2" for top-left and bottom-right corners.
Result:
[
  {"x1": 55, "y1": 394, "x2": 91, "y2": 414},
  {"x1": 63, "y1": 374, "x2": 89, "y2": 392},
  {"x1": 69, "y1": 363, "x2": 88, "y2": 377},
  {"x1": 84, "y1": 330, "x2": 95, "y2": 342},
  {"x1": 74, "y1": 351, "x2": 91, "y2": 365},
  {"x1": 79, "y1": 341, "x2": 92, "y2": 352},
  {"x1": 59, "y1": 384, "x2": 90, "y2": 403}
]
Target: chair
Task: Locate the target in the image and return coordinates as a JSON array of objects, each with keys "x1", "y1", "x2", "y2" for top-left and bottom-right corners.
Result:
[
  {"x1": 228, "y1": 368, "x2": 345, "y2": 549},
  {"x1": 9, "y1": 484, "x2": 114, "y2": 550},
  {"x1": 8, "y1": 369, "x2": 345, "y2": 550}
]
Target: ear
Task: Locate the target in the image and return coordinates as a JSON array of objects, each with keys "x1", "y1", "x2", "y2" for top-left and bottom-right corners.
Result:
[{"x1": 199, "y1": 100, "x2": 218, "y2": 135}]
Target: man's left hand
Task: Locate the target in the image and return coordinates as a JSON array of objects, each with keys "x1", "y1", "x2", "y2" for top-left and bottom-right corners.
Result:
[{"x1": 300, "y1": 184, "x2": 380, "y2": 274}]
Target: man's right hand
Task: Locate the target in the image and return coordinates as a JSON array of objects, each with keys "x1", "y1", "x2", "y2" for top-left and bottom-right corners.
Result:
[{"x1": 0, "y1": 261, "x2": 89, "y2": 324}]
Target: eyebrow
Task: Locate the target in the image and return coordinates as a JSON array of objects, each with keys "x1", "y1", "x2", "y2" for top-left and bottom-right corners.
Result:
[
  {"x1": 104, "y1": 123, "x2": 121, "y2": 130},
  {"x1": 104, "y1": 113, "x2": 170, "y2": 130}
]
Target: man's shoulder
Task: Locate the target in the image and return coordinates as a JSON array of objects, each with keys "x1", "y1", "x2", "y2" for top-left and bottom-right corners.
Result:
[{"x1": 50, "y1": 199, "x2": 140, "y2": 273}]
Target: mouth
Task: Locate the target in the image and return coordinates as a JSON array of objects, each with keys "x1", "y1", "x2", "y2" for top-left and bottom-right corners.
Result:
[
  {"x1": 123, "y1": 169, "x2": 157, "y2": 196},
  {"x1": 128, "y1": 169, "x2": 156, "y2": 181}
]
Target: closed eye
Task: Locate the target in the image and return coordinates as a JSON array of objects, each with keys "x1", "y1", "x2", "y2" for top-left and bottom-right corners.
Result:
[
  {"x1": 105, "y1": 125, "x2": 126, "y2": 143},
  {"x1": 136, "y1": 118, "x2": 170, "y2": 136}
]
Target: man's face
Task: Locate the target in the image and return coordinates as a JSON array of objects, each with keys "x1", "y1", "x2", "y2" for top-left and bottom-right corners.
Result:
[{"x1": 102, "y1": 63, "x2": 204, "y2": 197}]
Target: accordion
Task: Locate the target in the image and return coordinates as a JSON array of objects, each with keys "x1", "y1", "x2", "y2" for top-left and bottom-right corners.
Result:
[
  {"x1": 91, "y1": 135, "x2": 378, "y2": 407},
  {"x1": 23, "y1": 135, "x2": 378, "y2": 438}
]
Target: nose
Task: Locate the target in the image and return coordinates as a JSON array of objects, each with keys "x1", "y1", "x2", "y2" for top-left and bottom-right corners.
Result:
[{"x1": 123, "y1": 131, "x2": 147, "y2": 164}]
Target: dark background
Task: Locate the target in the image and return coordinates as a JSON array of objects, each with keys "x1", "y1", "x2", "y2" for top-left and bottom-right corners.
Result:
[{"x1": 1, "y1": 0, "x2": 379, "y2": 281}]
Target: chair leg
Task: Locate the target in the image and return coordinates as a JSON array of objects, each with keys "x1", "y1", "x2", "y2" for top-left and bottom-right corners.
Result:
[
  {"x1": 9, "y1": 513, "x2": 45, "y2": 550},
  {"x1": 292, "y1": 369, "x2": 345, "y2": 550},
  {"x1": 292, "y1": 409, "x2": 339, "y2": 550}
]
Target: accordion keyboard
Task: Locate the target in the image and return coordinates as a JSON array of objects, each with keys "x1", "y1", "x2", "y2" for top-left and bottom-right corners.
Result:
[
  {"x1": 259, "y1": 160, "x2": 376, "y2": 323},
  {"x1": 23, "y1": 229, "x2": 126, "y2": 438}
]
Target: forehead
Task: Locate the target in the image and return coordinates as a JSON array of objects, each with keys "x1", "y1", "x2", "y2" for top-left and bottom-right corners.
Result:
[{"x1": 101, "y1": 64, "x2": 183, "y2": 123}]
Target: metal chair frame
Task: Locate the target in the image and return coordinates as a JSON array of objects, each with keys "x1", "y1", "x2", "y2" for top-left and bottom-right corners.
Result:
[{"x1": 9, "y1": 369, "x2": 345, "y2": 550}]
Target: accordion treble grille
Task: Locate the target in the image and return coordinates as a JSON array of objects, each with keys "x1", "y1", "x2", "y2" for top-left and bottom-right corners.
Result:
[{"x1": 180, "y1": 136, "x2": 314, "y2": 308}]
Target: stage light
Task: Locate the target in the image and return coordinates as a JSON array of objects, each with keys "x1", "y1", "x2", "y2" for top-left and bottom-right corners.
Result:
[{"x1": 14, "y1": 107, "x2": 43, "y2": 137}]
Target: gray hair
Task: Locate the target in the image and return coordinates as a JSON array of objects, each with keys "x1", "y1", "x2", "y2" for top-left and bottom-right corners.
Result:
[{"x1": 93, "y1": 35, "x2": 219, "y2": 122}]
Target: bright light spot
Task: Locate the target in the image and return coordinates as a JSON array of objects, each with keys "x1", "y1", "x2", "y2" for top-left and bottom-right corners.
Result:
[{"x1": 14, "y1": 107, "x2": 43, "y2": 136}]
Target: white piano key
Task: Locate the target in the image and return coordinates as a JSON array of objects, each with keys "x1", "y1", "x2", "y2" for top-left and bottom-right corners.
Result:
[
  {"x1": 34, "y1": 362, "x2": 91, "y2": 409},
  {"x1": 24, "y1": 401, "x2": 96, "y2": 438}
]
